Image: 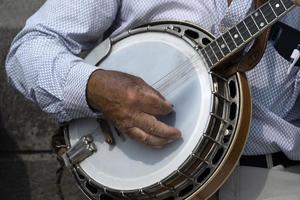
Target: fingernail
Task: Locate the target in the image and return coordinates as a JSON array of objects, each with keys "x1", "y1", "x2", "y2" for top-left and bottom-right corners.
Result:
[
  {"x1": 168, "y1": 139, "x2": 175, "y2": 143},
  {"x1": 175, "y1": 132, "x2": 182, "y2": 138},
  {"x1": 166, "y1": 100, "x2": 172, "y2": 106},
  {"x1": 171, "y1": 135, "x2": 180, "y2": 140}
]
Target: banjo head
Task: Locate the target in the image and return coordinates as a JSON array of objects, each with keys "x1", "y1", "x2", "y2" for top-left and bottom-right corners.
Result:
[
  {"x1": 69, "y1": 30, "x2": 212, "y2": 190},
  {"x1": 66, "y1": 21, "x2": 250, "y2": 200}
]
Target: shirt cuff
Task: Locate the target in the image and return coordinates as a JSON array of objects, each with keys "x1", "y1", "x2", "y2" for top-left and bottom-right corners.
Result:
[{"x1": 62, "y1": 61, "x2": 99, "y2": 121}]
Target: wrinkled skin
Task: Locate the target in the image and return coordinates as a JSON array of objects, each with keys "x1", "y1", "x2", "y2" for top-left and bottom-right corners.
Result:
[{"x1": 87, "y1": 70, "x2": 181, "y2": 148}]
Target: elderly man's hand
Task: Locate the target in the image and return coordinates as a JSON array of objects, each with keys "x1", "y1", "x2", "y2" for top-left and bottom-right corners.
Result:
[
  {"x1": 295, "y1": 0, "x2": 300, "y2": 5},
  {"x1": 87, "y1": 69, "x2": 181, "y2": 148}
]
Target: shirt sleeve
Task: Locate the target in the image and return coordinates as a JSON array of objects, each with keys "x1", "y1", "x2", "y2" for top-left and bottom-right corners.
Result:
[{"x1": 5, "y1": 0, "x2": 120, "y2": 122}]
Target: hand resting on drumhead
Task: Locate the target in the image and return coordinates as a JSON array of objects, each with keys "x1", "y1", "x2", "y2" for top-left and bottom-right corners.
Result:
[{"x1": 87, "y1": 69, "x2": 181, "y2": 148}]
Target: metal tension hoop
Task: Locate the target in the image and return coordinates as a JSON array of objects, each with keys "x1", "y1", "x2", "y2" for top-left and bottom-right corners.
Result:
[{"x1": 62, "y1": 135, "x2": 97, "y2": 168}]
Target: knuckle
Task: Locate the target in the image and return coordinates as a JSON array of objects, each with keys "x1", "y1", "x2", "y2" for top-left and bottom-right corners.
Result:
[
  {"x1": 149, "y1": 118, "x2": 159, "y2": 132},
  {"x1": 131, "y1": 112, "x2": 141, "y2": 125},
  {"x1": 126, "y1": 127, "x2": 150, "y2": 144},
  {"x1": 113, "y1": 117, "x2": 132, "y2": 130},
  {"x1": 148, "y1": 125, "x2": 157, "y2": 135},
  {"x1": 124, "y1": 127, "x2": 137, "y2": 139},
  {"x1": 140, "y1": 134, "x2": 149, "y2": 144},
  {"x1": 126, "y1": 88, "x2": 138, "y2": 103}
]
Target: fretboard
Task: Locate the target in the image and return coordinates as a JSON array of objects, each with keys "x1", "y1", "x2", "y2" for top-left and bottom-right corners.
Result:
[{"x1": 200, "y1": 0, "x2": 296, "y2": 68}]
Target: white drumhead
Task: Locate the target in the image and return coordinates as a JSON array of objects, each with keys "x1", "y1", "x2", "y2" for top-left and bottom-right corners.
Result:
[{"x1": 69, "y1": 32, "x2": 213, "y2": 190}]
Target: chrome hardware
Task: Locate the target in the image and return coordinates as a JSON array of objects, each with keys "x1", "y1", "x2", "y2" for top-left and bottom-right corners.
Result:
[{"x1": 62, "y1": 135, "x2": 97, "y2": 168}]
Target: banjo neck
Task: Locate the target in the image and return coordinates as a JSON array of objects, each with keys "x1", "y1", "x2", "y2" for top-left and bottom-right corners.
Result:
[{"x1": 200, "y1": 0, "x2": 296, "y2": 69}]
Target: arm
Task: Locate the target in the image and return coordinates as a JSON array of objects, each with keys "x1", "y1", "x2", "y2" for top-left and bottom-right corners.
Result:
[
  {"x1": 6, "y1": 0, "x2": 181, "y2": 147},
  {"x1": 5, "y1": 0, "x2": 120, "y2": 122}
]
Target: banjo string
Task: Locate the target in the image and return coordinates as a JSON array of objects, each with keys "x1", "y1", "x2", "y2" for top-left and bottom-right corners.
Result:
[
  {"x1": 152, "y1": 53, "x2": 199, "y2": 86},
  {"x1": 158, "y1": 65, "x2": 197, "y2": 96},
  {"x1": 150, "y1": 18, "x2": 264, "y2": 95},
  {"x1": 155, "y1": 61, "x2": 196, "y2": 92},
  {"x1": 151, "y1": 53, "x2": 199, "y2": 88},
  {"x1": 151, "y1": 54, "x2": 203, "y2": 95}
]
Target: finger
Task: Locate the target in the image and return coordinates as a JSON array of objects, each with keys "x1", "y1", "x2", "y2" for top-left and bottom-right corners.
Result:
[
  {"x1": 126, "y1": 127, "x2": 175, "y2": 147},
  {"x1": 294, "y1": 0, "x2": 300, "y2": 6},
  {"x1": 138, "y1": 85, "x2": 173, "y2": 115},
  {"x1": 135, "y1": 112, "x2": 181, "y2": 139}
]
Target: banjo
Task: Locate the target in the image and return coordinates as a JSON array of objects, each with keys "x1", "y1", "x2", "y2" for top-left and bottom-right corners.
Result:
[{"x1": 57, "y1": 0, "x2": 296, "y2": 199}]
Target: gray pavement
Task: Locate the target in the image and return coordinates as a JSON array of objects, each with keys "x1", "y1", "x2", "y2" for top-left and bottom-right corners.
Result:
[
  {"x1": 0, "y1": 0, "x2": 45, "y2": 29},
  {"x1": 0, "y1": 1, "x2": 87, "y2": 199}
]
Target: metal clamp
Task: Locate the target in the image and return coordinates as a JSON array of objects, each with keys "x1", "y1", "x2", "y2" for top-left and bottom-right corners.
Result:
[{"x1": 62, "y1": 135, "x2": 97, "y2": 168}]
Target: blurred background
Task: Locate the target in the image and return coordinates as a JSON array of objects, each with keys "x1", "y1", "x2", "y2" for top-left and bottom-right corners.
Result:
[{"x1": 0, "y1": 0, "x2": 86, "y2": 199}]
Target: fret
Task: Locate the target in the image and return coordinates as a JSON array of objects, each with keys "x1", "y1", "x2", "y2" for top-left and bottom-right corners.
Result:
[
  {"x1": 215, "y1": 42, "x2": 225, "y2": 57},
  {"x1": 260, "y1": 3, "x2": 276, "y2": 23},
  {"x1": 216, "y1": 37, "x2": 230, "y2": 56},
  {"x1": 209, "y1": 44, "x2": 220, "y2": 61},
  {"x1": 281, "y1": 0, "x2": 294, "y2": 9},
  {"x1": 269, "y1": 0, "x2": 286, "y2": 16},
  {"x1": 207, "y1": 0, "x2": 295, "y2": 70},
  {"x1": 244, "y1": 16, "x2": 259, "y2": 35},
  {"x1": 236, "y1": 21, "x2": 251, "y2": 41},
  {"x1": 251, "y1": 16, "x2": 260, "y2": 30},
  {"x1": 268, "y1": 2, "x2": 278, "y2": 17},
  {"x1": 252, "y1": 9, "x2": 267, "y2": 29},
  {"x1": 201, "y1": 49, "x2": 213, "y2": 66},
  {"x1": 204, "y1": 46, "x2": 218, "y2": 64},
  {"x1": 223, "y1": 32, "x2": 236, "y2": 51},
  {"x1": 210, "y1": 41, "x2": 224, "y2": 60},
  {"x1": 229, "y1": 27, "x2": 243, "y2": 46},
  {"x1": 260, "y1": 8, "x2": 269, "y2": 25}
]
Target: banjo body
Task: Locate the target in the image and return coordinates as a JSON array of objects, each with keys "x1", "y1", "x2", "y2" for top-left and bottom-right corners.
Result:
[{"x1": 64, "y1": 21, "x2": 252, "y2": 200}]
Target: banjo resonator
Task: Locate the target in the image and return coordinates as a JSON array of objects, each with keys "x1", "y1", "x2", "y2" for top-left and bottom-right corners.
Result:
[
  {"x1": 63, "y1": 21, "x2": 251, "y2": 200},
  {"x1": 61, "y1": 0, "x2": 296, "y2": 199}
]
